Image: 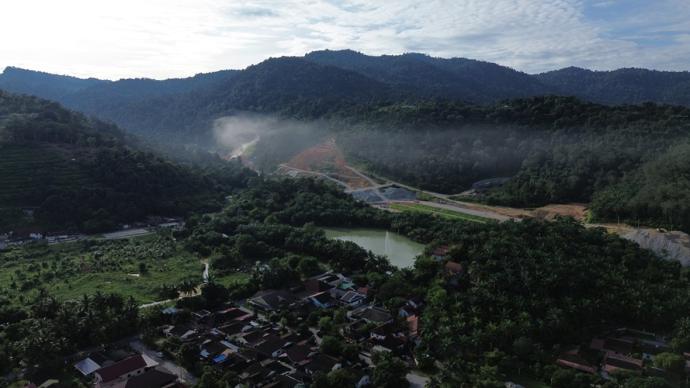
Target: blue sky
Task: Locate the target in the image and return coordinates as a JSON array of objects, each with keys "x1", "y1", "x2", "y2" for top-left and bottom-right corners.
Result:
[{"x1": 1, "y1": 0, "x2": 689, "y2": 79}]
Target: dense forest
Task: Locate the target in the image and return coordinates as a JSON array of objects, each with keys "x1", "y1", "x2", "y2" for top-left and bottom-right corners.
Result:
[
  {"x1": 4, "y1": 84, "x2": 690, "y2": 233},
  {"x1": 4, "y1": 50, "x2": 690, "y2": 145},
  {"x1": 0, "y1": 91, "x2": 254, "y2": 233},
  {"x1": 252, "y1": 96, "x2": 690, "y2": 232}
]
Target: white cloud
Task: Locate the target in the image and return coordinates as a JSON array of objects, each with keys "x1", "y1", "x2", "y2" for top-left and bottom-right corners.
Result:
[{"x1": 0, "y1": 0, "x2": 688, "y2": 79}]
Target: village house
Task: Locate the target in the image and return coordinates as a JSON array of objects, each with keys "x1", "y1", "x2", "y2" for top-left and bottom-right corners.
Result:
[
  {"x1": 74, "y1": 352, "x2": 112, "y2": 378},
  {"x1": 212, "y1": 306, "x2": 253, "y2": 326},
  {"x1": 163, "y1": 325, "x2": 197, "y2": 342},
  {"x1": 555, "y1": 328, "x2": 681, "y2": 380},
  {"x1": 602, "y1": 352, "x2": 644, "y2": 377},
  {"x1": 282, "y1": 344, "x2": 315, "y2": 365},
  {"x1": 350, "y1": 305, "x2": 394, "y2": 325},
  {"x1": 123, "y1": 369, "x2": 178, "y2": 388},
  {"x1": 92, "y1": 354, "x2": 158, "y2": 388},
  {"x1": 307, "y1": 291, "x2": 337, "y2": 309},
  {"x1": 555, "y1": 348, "x2": 597, "y2": 374},
  {"x1": 304, "y1": 354, "x2": 340, "y2": 376},
  {"x1": 432, "y1": 245, "x2": 450, "y2": 261},
  {"x1": 151, "y1": 272, "x2": 408, "y2": 387},
  {"x1": 191, "y1": 309, "x2": 212, "y2": 322},
  {"x1": 247, "y1": 289, "x2": 297, "y2": 312},
  {"x1": 339, "y1": 290, "x2": 367, "y2": 307},
  {"x1": 444, "y1": 260, "x2": 463, "y2": 275}
]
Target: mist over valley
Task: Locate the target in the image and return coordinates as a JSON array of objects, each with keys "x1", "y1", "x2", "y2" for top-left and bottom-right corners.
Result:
[{"x1": 3, "y1": 6, "x2": 690, "y2": 387}]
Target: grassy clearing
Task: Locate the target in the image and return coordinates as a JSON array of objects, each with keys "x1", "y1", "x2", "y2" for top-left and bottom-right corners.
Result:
[
  {"x1": 214, "y1": 272, "x2": 251, "y2": 288},
  {"x1": 0, "y1": 234, "x2": 205, "y2": 305},
  {"x1": 390, "y1": 202, "x2": 489, "y2": 223},
  {"x1": 415, "y1": 191, "x2": 437, "y2": 201}
]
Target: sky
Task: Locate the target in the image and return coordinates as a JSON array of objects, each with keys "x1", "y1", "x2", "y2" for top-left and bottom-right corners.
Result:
[{"x1": 1, "y1": 0, "x2": 689, "y2": 80}]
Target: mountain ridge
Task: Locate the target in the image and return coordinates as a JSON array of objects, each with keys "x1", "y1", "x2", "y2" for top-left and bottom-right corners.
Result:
[{"x1": 3, "y1": 50, "x2": 690, "y2": 144}]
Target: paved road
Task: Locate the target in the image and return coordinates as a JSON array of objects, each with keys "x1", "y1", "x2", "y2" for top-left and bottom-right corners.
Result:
[
  {"x1": 101, "y1": 228, "x2": 154, "y2": 240},
  {"x1": 415, "y1": 200, "x2": 513, "y2": 222},
  {"x1": 278, "y1": 164, "x2": 352, "y2": 190},
  {"x1": 129, "y1": 339, "x2": 197, "y2": 385}
]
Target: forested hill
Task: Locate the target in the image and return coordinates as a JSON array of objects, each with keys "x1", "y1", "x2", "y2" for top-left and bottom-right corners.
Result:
[
  {"x1": 2, "y1": 51, "x2": 690, "y2": 143},
  {"x1": 307, "y1": 50, "x2": 690, "y2": 106},
  {"x1": 537, "y1": 66, "x2": 690, "y2": 107},
  {"x1": 0, "y1": 66, "x2": 106, "y2": 101},
  {"x1": 304, "y1": 49, "x2": 552, "y2": 102},
  {"x1": 0, "y1": 90, "x2": 253, "y2": 233}
]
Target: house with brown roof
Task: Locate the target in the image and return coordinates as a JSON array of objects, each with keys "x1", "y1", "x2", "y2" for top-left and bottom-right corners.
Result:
[
  {"x1": 555, "y1": 349, "x2": 597, "y2": 374},
  {"x1": 432, "y1": 245, "x2": 450, "y2": 261},
  {"x1": 304, "y1": 278, "x2": 332, "y2": 294},
  {"x1": 350, "y1": 305, "x2": 393, "y2": 325},
  {"x1": 254, "y1": 335, "x2": 289, "y2": 358},
  {"x1": 248, "y1": 290, "x2": 297, "y2": 312},
  {"x1": 124, "y1": 369, "x2": 178, "y2": 388},
  {"x1": 444, "y1": 261, "x2": 463, "y2": 275},
  {"x1": 590, "y1": 337, "x2": 635, "y2": 355},
  {"x1": 213, "y1": 307, "x2": 253, "y2": 325},
  {"x1": 602, "y1": 352, "x2": 643, "y2": 378},
  {"x1": 93, "y1": 354, "x2": 157, "y2": 388},
  {"x1": 304, "y1": 354, "x2": 340, "y2": 375},
  {"x1": 283, "y1": 344, "x2": 314, "y2": 365},
  {"x1": 216, "y1": 321, "x2": 251, "y2": 338}
]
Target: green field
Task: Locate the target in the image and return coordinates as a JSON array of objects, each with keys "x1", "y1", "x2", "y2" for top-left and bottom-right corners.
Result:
[
  {"x1": 0, "y1": 234, "x2": 208, "y2": 305},
  {"x1": 214, "y1": 272, "x2": 251, "y2": 288},
  {"x1": 390, "y1": 202, "x2": 489, "y2": 223}
]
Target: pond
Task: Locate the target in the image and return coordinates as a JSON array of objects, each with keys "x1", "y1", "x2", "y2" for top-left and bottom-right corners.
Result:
[{"x1": 322, "y1": 228, "x2": 425, "y2": 268}]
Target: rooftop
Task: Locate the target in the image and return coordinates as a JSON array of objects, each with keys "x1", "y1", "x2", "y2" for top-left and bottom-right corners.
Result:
[
  {"x1": 95, "y1": 355, "x2": 147, "y2": 383},
  {"x1": 124, "y1": 369, "x2": 177, "y2": 388}
]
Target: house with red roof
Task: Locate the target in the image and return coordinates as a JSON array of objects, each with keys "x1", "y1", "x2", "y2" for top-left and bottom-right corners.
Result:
[{"x1": 93, "y1": 354, "x2": 157, "y2": 388}]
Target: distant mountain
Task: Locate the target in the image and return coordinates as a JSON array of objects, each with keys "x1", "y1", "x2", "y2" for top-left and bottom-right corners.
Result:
[
  {"x1": 0, "y1": 90, "x2": 251, "y2": 233},
  {"x1": 536, "y1": 66, "x2": 690, "y2": 106},
  {"x1": 0, "y1": 58, "x2": 399, "y2": 143},
  {"x1": 0, "y1": 66, "x2": 106, "y2": 101},
  {"x1": 2, "y1": 50, "x2": 690, "y2": 144},
  {"x1": 304, "y1": 49, "x2": 551, "y2": 101}
]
